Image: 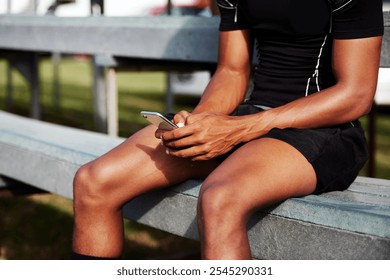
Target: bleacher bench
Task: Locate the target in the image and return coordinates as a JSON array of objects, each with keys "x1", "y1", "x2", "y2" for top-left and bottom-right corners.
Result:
[{"x1": 0, "y1": 111, "x2": 389, "y2": 260}]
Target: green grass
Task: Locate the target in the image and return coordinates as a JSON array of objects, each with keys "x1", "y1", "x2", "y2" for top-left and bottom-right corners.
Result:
[{"x1": 0, "y1": 57, "x2": 389, "y2": 259}]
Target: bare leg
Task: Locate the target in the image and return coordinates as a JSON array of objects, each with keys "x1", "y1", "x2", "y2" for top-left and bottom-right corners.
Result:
[
  {"x1": 197, "y1": 138, "x2": 317, "y2": 260},
  {"x1": 72, "y1": 125, "x2": 218, "y2": 258}
]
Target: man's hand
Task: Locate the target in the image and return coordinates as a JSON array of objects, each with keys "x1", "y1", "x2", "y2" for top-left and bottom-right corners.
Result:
[{"x1": 156, "y1": 111, "x2": 243, "y2": 161}]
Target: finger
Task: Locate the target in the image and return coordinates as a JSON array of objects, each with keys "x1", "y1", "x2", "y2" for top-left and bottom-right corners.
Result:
[
  {"x1": 161, "y1": 124, "x2": 195, "y2": 142},
  {"x1": 154, "y1": 127, "x2": 161, "y2": 139},
  {"x1": 163, "y1": 132, "x2": 205, "y2": 149},
  {"x1": 167, "y1": 145, "x2": 207, "y2": 159},
  {"x1": 173, "y1": 110, "x2": 191, "y2": 126},
  {"x1": 155, "y1": 128, "x2": 168, "y2": 139},
  {"x1": 155, "y1": 127, "x2": 176, "y2": 139}
]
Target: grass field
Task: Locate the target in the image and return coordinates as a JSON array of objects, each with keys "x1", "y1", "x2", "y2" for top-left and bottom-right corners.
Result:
[{"x1": 0, "y1": 57, "x2": 389, "y2": 259}]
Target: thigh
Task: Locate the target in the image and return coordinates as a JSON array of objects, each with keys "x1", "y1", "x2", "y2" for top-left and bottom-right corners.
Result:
[
  {"x1": 82, "y1": 125, "x2": 218, "y2": 205},
  {"x1": 201, "y1": 137, "x2": 317, "y2": 215}
]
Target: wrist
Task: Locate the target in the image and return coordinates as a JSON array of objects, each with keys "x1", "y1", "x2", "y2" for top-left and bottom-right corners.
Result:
[{"x1": 233, "y1": 112, "x2": 272, "y2": 143}]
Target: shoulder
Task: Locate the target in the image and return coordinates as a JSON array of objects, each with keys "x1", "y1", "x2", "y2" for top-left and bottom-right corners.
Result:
[
  {"x1": 328, "y1": 0, "x2": 354, "y2": 12},
  {"x1": 329, "y1": 0, "x2": 383, "y2": 14},
  {"x1": 216, "y1": 0, "x2": 252, "y2": 31},
  {"x1": 330, "y1": 0, "x2": 384, "y2": 39},
  {"x1": 216, "y1": 0, "x2": 238, "y2": 9}
]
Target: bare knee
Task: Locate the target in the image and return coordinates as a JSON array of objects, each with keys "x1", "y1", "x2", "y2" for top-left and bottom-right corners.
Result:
[
  {"x1": 198, "y1": 179, "x2": 247, "y2": 228},
  {"x1": 197, "y1": 179, "x2": 252, "y2": 258},
  {"x1": 73, "y1": 161, "x2": 116, "y2": 212}
]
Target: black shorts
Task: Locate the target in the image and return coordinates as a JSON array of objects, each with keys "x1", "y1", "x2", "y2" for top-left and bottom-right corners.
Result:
[{"x1": 222, "y1": 104, "x2": 369, "y2": 195}]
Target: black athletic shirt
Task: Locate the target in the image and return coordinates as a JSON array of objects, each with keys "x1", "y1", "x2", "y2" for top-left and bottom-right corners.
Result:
[{"x1": 216, "y1": 0, "x2": 384, "y2": 108}]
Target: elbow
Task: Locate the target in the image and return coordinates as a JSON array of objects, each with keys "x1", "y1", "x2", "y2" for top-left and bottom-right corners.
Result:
[
  {"x1": 348, "y1": 83, "x2": 377, "y2": 117},
  {"x1": 361, "y1": 99, "x2": 375, "y2": 116}
]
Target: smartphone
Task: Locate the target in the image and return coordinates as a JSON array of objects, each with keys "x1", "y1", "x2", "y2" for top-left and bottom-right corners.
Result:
[{"x1": 140, "y1": 111, "x2": 178, "y2": 130}]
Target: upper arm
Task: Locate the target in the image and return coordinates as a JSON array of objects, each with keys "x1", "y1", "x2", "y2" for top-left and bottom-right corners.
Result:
[
  {"x1": 332, "y1": 36, "x2": 383, "y2": 101},
  {"x1": 213, "y1": 0, "x2": 253, "y2": 87},
  {"x1": 330, "y1": 0, "x2": 383, "y2": 103},
  {"x1": 192, "y1": 30, "x2": 253, "y2": 114},
  {"x1": 217, "y1": 29, "x2": 253, "y2": 76}
]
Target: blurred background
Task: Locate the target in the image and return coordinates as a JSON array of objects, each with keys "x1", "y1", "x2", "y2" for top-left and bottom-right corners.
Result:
[{"x1": 0, "y1": 0, "x2": 389, "y2": 259}]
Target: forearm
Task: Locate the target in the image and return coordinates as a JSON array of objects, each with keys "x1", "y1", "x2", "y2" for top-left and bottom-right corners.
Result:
[
  {"x1": 267, "y1": 85, "x2": 373, "y2": 128},
  {"x1": 234, "y1": 83, "x2": 376, "y2": 143},
  {"x1": 192, "y1": 66, "x2": 250, "y2": 115}
]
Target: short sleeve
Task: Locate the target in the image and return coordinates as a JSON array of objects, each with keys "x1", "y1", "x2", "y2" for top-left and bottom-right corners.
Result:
[
  {"x1": 216, "y1": 0, "x2": 251, "y2": 31},
  {"x1": 331, "y1": 0, "x2": 384, "y2": 39}
]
